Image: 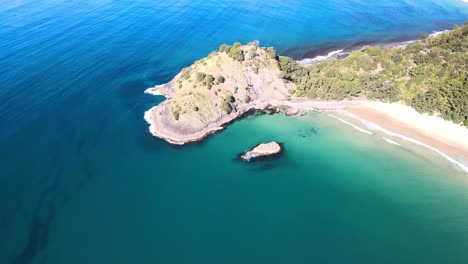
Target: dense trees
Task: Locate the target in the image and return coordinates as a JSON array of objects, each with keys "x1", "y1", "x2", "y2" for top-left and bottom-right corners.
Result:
[{"x1": 277, "y1": 23, "x2": 468, "y2": 126}]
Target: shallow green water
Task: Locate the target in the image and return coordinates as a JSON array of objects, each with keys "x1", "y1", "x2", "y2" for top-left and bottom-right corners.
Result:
[{"x1": 30, "y1": 113, "x2": 468, "y2": 263}]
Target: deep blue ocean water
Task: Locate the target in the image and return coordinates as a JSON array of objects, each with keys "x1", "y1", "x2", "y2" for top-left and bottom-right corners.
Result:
[{"x1": 1, "y1": 0, "x2": 468, "y2": 263}]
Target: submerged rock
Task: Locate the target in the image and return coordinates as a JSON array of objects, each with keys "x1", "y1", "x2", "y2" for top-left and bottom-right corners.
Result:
[
  {"x1": 241, "y1": 142, "x2": 282, "y2": 161},
  {"x1": 285, "y1": 107, "x2": 299, "y2": 116}
]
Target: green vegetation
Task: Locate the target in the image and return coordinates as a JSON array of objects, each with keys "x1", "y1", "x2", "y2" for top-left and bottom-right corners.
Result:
[
  {"x1": 217, "y1": 76, "x2": 225, "y2": 83},
  {"x1": 180, "y1": 66, "x2": 192, "y2": 80},
  {"x1": 265, "y1": 47, "x2": 277, "y2": 59},
  {"x1": 206, "y1": 74, "x2": 215, "y2": 87},
  {"x1": 221, "y1": 94, "x2": 235, "y2": 114},
  {"x1": 196, "y1": 72, "x2": 206, "y2": 82},
  {"x1": 218, "y1": 44, "x2": 232, "y2": 53},
  {"x1": 228, "y1": 42, "x2": 245, "y2": 61},
  {"x1": 171, "y1": 104, "x2": 182, "y2": 121},
  {"x1": 277, "y1": 23, "x2": 468, "y2": 126}
]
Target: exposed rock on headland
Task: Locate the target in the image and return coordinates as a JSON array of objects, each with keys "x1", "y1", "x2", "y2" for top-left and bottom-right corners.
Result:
[
  {"x1": 144, "y1": 41, "x2": 293, "y2": 145},
  {"x1": 143, "y1": 26, "x2": 468, "y2": 173},
  {"x1": 145, "y1": 24, "x2": 468, "y2": 154},
  {"x1": 240, "y1": 142, "x2": 282, "y2": 161},
  {"x1": 144, "y1": 41, "x2": 359, "y2": 144}
]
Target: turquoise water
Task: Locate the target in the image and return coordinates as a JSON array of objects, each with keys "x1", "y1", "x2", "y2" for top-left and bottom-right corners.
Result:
[{"x1": 1, "y1": 0, "x2": 468, "y2": 263}]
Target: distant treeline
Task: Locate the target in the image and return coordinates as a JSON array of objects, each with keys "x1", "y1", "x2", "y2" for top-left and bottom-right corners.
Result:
[{"x1": 276, "y1": 23, "x2": 468, "y2": 126}]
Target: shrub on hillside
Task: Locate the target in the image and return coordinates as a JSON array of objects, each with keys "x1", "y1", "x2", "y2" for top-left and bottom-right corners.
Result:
[
  {"x1": 228, "y1": 45, "x2": 245, "y2": 61},
  {"x1": 265, "y1": 47, "x2": 277, "y2": 59},
  {"x1": 196, "y1": 72, "x2": 206, "y2": 82},
  {"x1": 219, "y1": 44, "x2": 232, "y2": 53}
]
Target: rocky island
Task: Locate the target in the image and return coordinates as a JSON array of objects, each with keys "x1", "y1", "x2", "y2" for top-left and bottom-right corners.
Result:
[{"x1": 240, "y1": 142, "x2": 282, "y2": 161}]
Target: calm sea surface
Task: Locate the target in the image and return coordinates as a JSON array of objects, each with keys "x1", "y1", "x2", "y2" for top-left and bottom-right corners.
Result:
[{"x1": 1, "y1": 0, "x2": 468, "y2": 263}]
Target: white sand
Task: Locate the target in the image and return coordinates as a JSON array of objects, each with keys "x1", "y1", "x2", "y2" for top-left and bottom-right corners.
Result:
[
  {"x1": 361, "y1": 101, "x2": 468, "y2": 150},
  {"x1": 345, "y1": 101, "x2": 468, "y2": 172}
]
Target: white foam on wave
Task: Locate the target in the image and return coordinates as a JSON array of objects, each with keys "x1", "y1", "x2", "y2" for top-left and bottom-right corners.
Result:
[
  {"x1": 297, "y1": 29, "x2": 451, "y2": 66},
  {"x1": 328, "y1": 114, "x2": 373, "y2": 135},
  {"x1": 383, "y1": 137, "x2": 400, "y2": 146},
  {"x1": 429, "y1": 30, "x2": 450, "y2": 37},
  {"x1": 341, "y1": 112, "x2": 468, "y2": 173},
  {"x1": 298, "y1": 49, "x2": 344, "y2": 65},
  {"x1": 145, "y1": 85, "x2": 171, "y2": 98}
]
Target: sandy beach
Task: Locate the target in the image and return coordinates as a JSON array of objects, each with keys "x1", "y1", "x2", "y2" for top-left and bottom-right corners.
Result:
[
  {"x1": 145, "y1": 84, "x2": 468, "y2": 172},
  {"x1": 144, "y1": 26, "x2": 468, "y2": 172},
  {"x1": 343, "y1": 101, "x2": 468, "y2": 172}
]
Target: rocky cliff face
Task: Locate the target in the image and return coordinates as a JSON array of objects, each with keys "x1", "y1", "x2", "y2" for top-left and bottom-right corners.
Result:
[{"x1": 145, "y1": 42, "x2": 294, "y2": 144}]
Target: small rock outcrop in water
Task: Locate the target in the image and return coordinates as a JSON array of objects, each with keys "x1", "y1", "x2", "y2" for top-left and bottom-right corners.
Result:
[{"x1": 241, "y1": 142, "x2": 282, "y2": 161}]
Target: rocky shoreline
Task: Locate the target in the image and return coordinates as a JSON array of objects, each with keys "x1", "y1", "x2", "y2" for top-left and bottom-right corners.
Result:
[
  {"x1": 144, "y1": 42, "x2": 296, "y2": 145},
  {"x1": 144, "y1": 30, "x2": 459, "y2": 146},
  {"x1": 145, "y1": 86, "x2": 468, "y2": 172},
  {"x1": 142, "y1": 36, "x2": 468, "y2": 173},
  {"x1": 144, "y1": 83, "x2": 359, "y2": 145}
]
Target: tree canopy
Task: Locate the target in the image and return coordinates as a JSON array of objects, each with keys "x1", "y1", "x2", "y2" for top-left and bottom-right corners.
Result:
[{"x1": 276, "y1": 23, "x2": 468, "y2": 126}]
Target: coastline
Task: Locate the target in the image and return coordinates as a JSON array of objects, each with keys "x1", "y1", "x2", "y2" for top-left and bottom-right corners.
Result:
[
  {"x1": 144, "y1": 86, "x2": 360, "y2": 145},
  {"x1": 145, "y1": 85, "x2": 468, "y2": 172},
  {"x1": 342, "y1": 102, "x2": 468, "y2": 172},
  {"x1": 144, "y1": 25, "x2": 467, "y2": 172},
  {"x1": 297, "y1": 29, "x2": 450, "y2": 65}
]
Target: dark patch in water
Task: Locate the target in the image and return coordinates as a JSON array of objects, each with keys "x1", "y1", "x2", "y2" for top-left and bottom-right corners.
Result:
[
  {"x1": 297, "y1": 127, "x2": 319, "y2": 138},
  {"x1": 115, "y1": 78, "x2": 168, "y2": 153},
  {"x1": 14, "y1": 165, "x2": 63, "y2": 264},
  {"x1": 14, "y1": 206, "x2": 56, "y2": 264},
  {"x1": 75, "y1": 159, "x2": 95, "y2": 191},
  {"x1": 258, "y1": 162, "x2": 276, "y2": 171},
  {"x1": 147, "y1": 70, "x2": 175, "y2": 85},
  {"x1": 12, "y1": 114, "x2": 87, "y2": 264},
  {"x1": 117, "y1": 79, "x2": 148, "y2": 99},
  {"x1": 76, "y1": 136, "x2": 87, "y2": 154},
  {"x1": 118, "y1": 79, "x2": 164, "y2": 116},
  {"x1": 135, "y1": 124, "x2": 168, "y2": 153}
]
